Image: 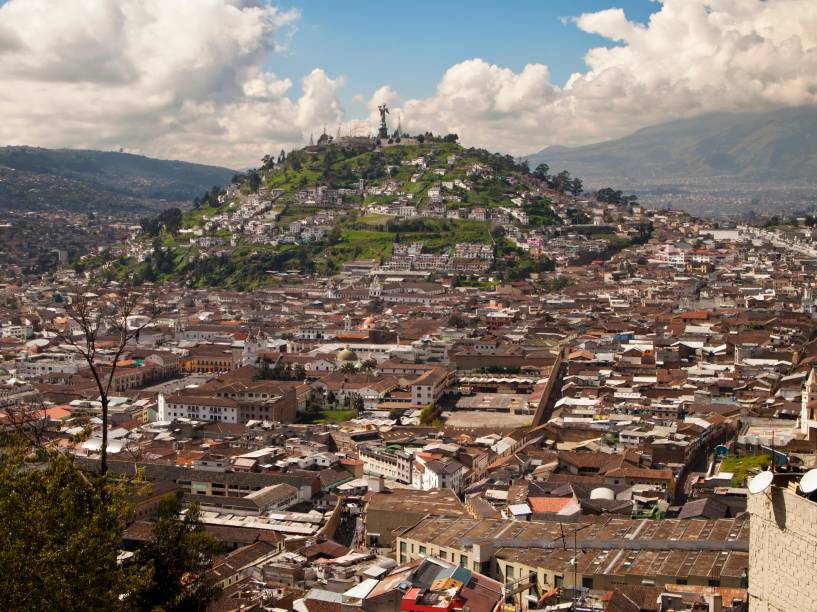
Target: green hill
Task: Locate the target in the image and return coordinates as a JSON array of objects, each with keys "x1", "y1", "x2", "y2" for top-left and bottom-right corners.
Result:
[
  {"x1": 0, "y1": 146, "x2": 236, "y2": 213},
  {"x1": 79, "y1": 137, "x2": 568, "y2": 289}
]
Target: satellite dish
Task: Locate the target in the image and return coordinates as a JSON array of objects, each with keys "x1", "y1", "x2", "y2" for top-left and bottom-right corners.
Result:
[
  {"x1": 748, "y1": 470, "x2": 773, "y2": 495},
  {"x1": 799, "y1": 469, "x2": 817, "y2": 494}
]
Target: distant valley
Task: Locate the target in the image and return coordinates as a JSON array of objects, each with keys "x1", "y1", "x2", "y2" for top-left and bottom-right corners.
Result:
[
  {"x1": 526, "y1": 106, "x2": 817, "y2": 217},
  {"x1": 0, "y1": 146, "x2": 236, "y2": 213}
]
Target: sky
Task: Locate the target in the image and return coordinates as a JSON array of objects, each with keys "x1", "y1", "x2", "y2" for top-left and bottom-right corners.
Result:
[{"x1": 1, "y1": 0, "x2": 816, "y2": 168}]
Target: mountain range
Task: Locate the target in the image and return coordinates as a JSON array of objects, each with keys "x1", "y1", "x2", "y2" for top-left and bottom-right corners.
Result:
[
  {"x1": 526, "y1": 106, "x2": 817, "y2": 215},
  {"x1": 0, "y1": 146, "x2": 236, "y2": 213}
]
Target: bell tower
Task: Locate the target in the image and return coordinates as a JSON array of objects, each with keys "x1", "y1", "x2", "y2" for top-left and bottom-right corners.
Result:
[
  {"x1": 369, "y1": 275, "x2": 382, "y2": 298},
  {"x1": 801, "y1": 368, "x2": 817, "y2": 435}
]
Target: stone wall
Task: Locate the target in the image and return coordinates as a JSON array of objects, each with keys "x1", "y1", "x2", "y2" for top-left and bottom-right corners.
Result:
[{"x1": 749, "y1": 484, "x2": 817, "y2": 611}]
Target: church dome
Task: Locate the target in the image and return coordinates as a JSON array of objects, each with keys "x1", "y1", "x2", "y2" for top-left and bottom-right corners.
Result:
[{"x1": 337, "y1": 348, "x2": 358, "y2": 362}]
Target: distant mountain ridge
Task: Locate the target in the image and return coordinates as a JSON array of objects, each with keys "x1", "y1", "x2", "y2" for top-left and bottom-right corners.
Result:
[
  {"x1": 527, "y1": 106, "x2": 817, "y2": 183},
  {"x1": 525, "y1": 106, "x2": 817, "y2": 215},
  {"x1": 0, "y1": 146, "x2": 236, "y2": 213}
]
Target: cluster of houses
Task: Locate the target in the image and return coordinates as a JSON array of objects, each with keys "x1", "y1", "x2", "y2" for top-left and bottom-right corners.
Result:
[{"x1": 7, "y1": 198, "x2": 817, "y2": 610}]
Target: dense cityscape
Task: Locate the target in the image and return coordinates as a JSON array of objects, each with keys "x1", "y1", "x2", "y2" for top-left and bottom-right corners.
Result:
[
  {"x1": 4, "y1": 118, "x2": 817, "y2": 611},
  {"x1": 3, "y1": 1, "x2": 817, "y2": 611}
]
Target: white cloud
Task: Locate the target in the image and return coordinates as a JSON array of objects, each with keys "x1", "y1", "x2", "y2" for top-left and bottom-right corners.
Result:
[
  {"x1": 4, "y1": 0, "x2": 817, "y2": 167},
  {"x1": 368, "y1": 86, "x2": 401, "y2": 111},
  {"x1": 377, "y1": 0, "x2": 817, "y2": 155},
  {"x1": 0, "y1": 0, "x2": 342, "y2": 168}
]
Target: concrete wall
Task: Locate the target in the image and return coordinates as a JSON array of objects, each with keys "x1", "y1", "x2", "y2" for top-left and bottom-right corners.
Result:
[{"x1": 749, "y1": 484, "x2": 817, "y2": 611}]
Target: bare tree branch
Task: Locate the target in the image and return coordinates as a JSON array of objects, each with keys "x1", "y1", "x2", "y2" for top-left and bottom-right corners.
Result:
[{"x1": 53, "y1": 286, "x2": 159, "y2": 475}]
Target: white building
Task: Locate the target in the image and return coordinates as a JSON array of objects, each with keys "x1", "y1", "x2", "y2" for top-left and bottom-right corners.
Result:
[
  {"x1": 359, "y1": 446, "x2": 413, "y2": 484},
  {"x1": 413, "y1": 455, "x2": 466, "y2": 494}
]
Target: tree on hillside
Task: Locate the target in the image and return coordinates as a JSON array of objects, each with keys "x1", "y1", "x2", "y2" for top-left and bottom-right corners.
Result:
[
  {"x1": 533, "y1": 163, "x2": 550, "y2": 182},
  {"x1": 140, "y1": 207, "x2": 182, "y2": 237},
  {"x1": 162, "y1": 207, "x2": 183, "y2": 235},
  {"x1": 290, "y1": 153, "x2": 302, "y2": 171},
  {"x1": 569, "y1": 177, "x2": 584, "y2": 197},
  {"x1": 596, "y1": 186, "x2": 638, "y2": 206},
  {"x1": 248, "y1": 170, "x2": 261, "y2": 193},
  {"x1": 130, "y1": 494, "x2": 221, "y2": 611},
  {"x1": 553, "y1": 170, "x2": 572, "y2": 194}
]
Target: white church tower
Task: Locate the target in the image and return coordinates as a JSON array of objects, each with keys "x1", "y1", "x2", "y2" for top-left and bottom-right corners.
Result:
[
  {"x1": 242, "y1": 329, "x2": 269, "y2": 367},
  {"x1": 802, "y1": 284, "x2": 815, "y2": 315},
  {"x1": 801, "y1": 368, "x2": 817, "y2": 435},
  {"x1": 369, "y1": 275, "x2": 382, "y2": 298}
]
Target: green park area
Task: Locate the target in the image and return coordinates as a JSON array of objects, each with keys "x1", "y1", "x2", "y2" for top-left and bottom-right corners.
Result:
[{"x1": 720, "y1": 454, "x2": 770, "y2": 486}]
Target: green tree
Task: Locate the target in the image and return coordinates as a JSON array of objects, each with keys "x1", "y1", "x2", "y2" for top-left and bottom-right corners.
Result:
[
  {"x1": 290, "y1": 153, "x2": 302, "y2": 172},
  {"x1": 419, "y1": 404, "x2": 438, "y2": 425},
  {"x1": 553, "y1": 170, "x2": 572, "y2": 194},
  {"x1": 130, "y1": 494, "x2": 221, "y2": 611},
  {"x1": 340, "y1": 362, "x2": 358, "y2": 374},
  {"x1": 0, "y1": 448, "x2": 143, "y2": 611},
  {"x1": 352, "y1": 395, "x2": 365, "y2": 413},
  {"x1": 160, "y1": 207, "x2": 183, "y2": 235},
  {"x1": 302, "y1": 401, "x2": 324, "y2": 423},
  {"x1": 533, "y1": 163, "x2": 550, "y2": 181},
  {"x1": 248, "y1": 170, "x2": 261, "y2": 193},
  {"x1": 447, "y1": 314, "x2": 468, "y2": 328}
]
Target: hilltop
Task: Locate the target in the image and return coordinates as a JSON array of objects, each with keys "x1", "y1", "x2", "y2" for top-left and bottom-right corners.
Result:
[
  {"x1": 0, "y1": 146, "x2": 236, "y2": 213},
  {"x1": 526, "y1": 106, "x2": 817, "y2": 215},
  {"x1": 77, "y1": 135, "x2": 649, "y2": 289}
]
